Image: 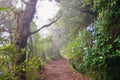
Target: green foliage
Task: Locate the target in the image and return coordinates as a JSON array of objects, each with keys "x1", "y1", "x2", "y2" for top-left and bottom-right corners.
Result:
[
  {"x1": 64, "y1": 30, "x2": 86, "y2": 60},
  {"x1": 62, "y1": 0, "x2": 120, "y2": 80},
  {"x1": 28, "y1": 22, "x2": 53, "y2": 61},
  {"x1": 0, "y1": 44, "x2": 15, "y2": 80},
  {"x1": 0, "y1": 44, "x2": 42, "y2": 80},
  {"x1": 0, "y1": 7, "x2": 8, "y2": 11},
  {"x1": 25, "y1": 57, "x2": 41, "y2": 80}
]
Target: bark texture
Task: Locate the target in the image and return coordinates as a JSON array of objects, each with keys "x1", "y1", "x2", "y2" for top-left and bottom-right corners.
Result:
[
  {"x1": 15, "y1": 0, "x2": 37, "y2": 54},
  {"x1": 14, "y1": 0, "x2": 37, "y2": 80}
]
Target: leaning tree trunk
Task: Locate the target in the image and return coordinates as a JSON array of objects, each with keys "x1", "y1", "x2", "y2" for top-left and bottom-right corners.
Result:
[{"x1": 14, "y1": 0, "x2": 37, "y2": 80}]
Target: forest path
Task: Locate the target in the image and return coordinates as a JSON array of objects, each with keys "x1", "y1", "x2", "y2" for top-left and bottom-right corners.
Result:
[{"x1": 41, "y1": 58, "x2": 90, "y2": 80}]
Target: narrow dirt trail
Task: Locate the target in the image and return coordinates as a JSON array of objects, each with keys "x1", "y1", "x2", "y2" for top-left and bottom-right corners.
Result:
[{"x1": 43, "y1": 58, "x2": 90, "y2": 80}]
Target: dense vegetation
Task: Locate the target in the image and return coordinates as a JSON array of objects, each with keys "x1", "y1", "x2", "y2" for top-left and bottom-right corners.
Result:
[
  {"x1": 60, "y1": 0, "x2": 120, "y2": 80},
  {"x1": 0, "y1": 0, "x2": 120, "y2": 80}
]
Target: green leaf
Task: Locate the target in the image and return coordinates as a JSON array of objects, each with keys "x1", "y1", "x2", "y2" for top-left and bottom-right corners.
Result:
[{"x1": 0, "y1": 7, "x2": 8, "y2": 11}]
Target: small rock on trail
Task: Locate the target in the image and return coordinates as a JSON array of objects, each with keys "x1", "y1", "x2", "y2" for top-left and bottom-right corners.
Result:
[{"x1": 41, "y1": 58, "x2": 90, "y2": 80}]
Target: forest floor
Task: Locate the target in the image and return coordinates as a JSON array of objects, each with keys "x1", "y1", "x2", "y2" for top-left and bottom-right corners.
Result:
[{"x1": 39, "y1": 58, "x2": 90, "y2": 80}]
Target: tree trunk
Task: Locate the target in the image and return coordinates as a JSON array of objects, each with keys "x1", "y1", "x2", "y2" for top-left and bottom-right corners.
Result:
[
  {"x1": 13, "y1": 0, "x2": 61, "y2": 79},
  {"x1": 14, "y1": 0, "x2": 37, "y2": 80},
  {"x1": 15, "y1": 0, "x2": 37, "y2": 53}
]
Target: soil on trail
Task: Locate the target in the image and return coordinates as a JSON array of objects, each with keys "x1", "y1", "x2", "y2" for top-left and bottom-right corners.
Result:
[{"x1": 42, "y1": 58, "x2": 90, "y2": 80}]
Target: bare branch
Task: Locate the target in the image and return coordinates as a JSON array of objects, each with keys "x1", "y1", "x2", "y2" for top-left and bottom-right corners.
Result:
[
  {"x1": 0, "y1": 28, "x2": 14, "y2": 33},
  {"x1": 21, "y1": 0, "x2": 27, "y2": 5},
  {"x1": 29, "y1": 16, "x2": 62, "y2": 35},
  {"x1": 0, "y1": 21, "x2": 8, "y2": 26},
  {"x1": 0, "y1": 14, "x2": 8, "y2": 21},
  {"x1": 0, "y1": 29, "x2": 9, "y2": 33},
  {"x1": 0, "y1": 11, "x2": 10, "y2": 23}
]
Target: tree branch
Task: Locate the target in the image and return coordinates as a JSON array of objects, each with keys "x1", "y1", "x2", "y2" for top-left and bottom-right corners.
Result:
[
  {"x1": 0, "y1": 28, "x2": 14, "y2": 33},
  {"x1": 29, "y1": 16, "x2": 62, "y2": 35},
  {"x1": 21, "y1": 0, "x2": 27, "y2": 5}
]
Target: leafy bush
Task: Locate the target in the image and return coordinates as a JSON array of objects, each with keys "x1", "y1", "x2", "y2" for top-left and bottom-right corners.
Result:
[
  {"x1": 63, "y1": 1, "x2": 120, "y2": 80},
  {"x1": 0, "y1": 44, "x2": 42, "y2": 80}
]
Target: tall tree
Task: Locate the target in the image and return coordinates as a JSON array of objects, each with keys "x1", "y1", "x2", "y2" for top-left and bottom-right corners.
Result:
[
  {"x1": 13, "y1": 0, "x2": 61, "y2": 79},
  {"x1": 0, "y1": 0, "x2": 60, "y2": 79}
]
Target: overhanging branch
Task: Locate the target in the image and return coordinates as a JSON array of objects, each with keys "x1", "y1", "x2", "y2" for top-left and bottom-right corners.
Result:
[{"x1": 29, "y1": 16, "x2": 62, "y2": 35}]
